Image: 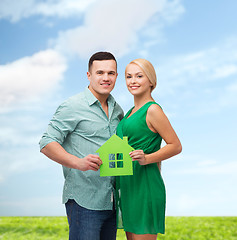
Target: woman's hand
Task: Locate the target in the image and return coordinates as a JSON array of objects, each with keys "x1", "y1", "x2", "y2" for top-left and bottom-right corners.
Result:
[{"x1": 129, "y1": 150, "x2": 147, "y2": 165}]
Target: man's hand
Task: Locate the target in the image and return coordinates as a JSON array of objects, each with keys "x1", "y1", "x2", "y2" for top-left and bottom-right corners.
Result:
[{"x1": 77, "y1": 154, "x2": 103, "y2": 171}]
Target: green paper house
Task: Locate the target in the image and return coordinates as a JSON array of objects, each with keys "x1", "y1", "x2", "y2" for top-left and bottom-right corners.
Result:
[{"x1": 96, "y1": 134, "x2": 134, "y2": 177}]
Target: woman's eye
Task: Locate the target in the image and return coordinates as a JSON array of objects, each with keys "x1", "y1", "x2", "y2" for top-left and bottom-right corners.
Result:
[
  {"x1": 126, "y1": 76, "x2": 131, "y2": 79},
  {"x1": 137, "y1": 75, "x2": 143, "y2": 78}
]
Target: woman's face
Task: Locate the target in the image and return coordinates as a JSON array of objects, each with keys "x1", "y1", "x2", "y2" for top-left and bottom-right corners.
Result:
[{"x1": 125, "y1": 63, "x2": 152, "y2": 96}]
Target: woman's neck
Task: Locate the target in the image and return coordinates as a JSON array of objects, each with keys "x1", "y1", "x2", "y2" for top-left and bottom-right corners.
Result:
[{"x1": 133, "y1": 94, "x2": 154, "y2": 109}]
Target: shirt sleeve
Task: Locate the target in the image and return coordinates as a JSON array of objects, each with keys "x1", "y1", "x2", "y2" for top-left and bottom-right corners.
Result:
[{"x1": 39, "y1": 100, "x2": 78, "y2": 150}]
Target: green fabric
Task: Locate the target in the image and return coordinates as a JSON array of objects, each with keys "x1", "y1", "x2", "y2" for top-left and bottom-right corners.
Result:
[
  {"x1": 116, "y1": 101, "x2": 166, "y2": 234},
  {"x1": 39, "y1": 87, "x2": 124, "y2": 210}
]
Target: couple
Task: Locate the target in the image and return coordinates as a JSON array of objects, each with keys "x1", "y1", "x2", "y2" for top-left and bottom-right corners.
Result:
[{"x1": 39, "y1": 51, "x2": 182, "y2": 240}]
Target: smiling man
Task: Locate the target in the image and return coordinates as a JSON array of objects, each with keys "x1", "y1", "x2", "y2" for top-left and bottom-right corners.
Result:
[{"x1": 39, "y1": 52, "x2": 123, "y2": 240}]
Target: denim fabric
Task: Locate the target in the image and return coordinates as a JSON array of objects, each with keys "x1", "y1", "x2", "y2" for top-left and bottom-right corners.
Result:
[{"x1": 65, "y1": 199, "x2": 117, "y2": 240}]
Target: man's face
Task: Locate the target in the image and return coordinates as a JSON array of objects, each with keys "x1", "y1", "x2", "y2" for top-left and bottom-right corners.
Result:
[{"x1": 87, "y1": 60, "x2": 117, "y2": 99}]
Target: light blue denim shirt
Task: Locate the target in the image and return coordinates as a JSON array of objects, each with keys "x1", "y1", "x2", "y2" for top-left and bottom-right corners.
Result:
[{"x1": 39, "y1": 87, "x2": 124, "y2": 210}]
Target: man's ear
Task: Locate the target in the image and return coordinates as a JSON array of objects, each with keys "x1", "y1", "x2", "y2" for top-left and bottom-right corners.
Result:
[{"x1": 87, "y1": 71, "x2": 91, "y2": 80}]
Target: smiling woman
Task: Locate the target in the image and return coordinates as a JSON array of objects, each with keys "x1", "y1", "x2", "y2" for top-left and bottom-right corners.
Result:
[
  {"x1": 125, "y1": 63, "x2": 153, "y2": 97},
  {"x1": 126, "y1": 58, "x2": 157, "y2": 92},
  {"x1": 116, "y1": 58, "x2": 182, "y2": 240}
]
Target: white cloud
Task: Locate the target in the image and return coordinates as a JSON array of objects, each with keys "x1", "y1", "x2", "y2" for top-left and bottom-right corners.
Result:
[
  {"x1": 176, "y1": 194, "x2": 204, "y2": 212},
  {"x1": 196, "y1": 159, "x2": 217, "y2": 167},
  {"x1": 0, "y1": 112, "x2": 47, "y2": 182},
  {"x1": 53, "y1": 0, "x2": 184, "y2": 58},
  {"x1": 165, "y1": 154, "x2": 237, "y2": 216},
  {"x1": 159, "y1": 40, "x2": 237, "y2": 88},
  {"x1": 172, "y1": 192, "x2": 237, "y2": 216},
  {"x1": 0, "y1": 49, "x2": 67, "y2": 111},
  {"x1": 0, "y1": 147, "x2": 49, "y2": 183},
  {"x1": 218, "y1": 80, "x2": 237, "y2": 108},
  {"x1": 0, "y1": 105, "x2": 64, "y2": 183},
  {"x1": 0, "y1": 0, "x2": 185, "y2": 59},
  {"x1": 0, "y1": 0, "x2": 96, "y2": 22},
  {"x1": 0, "y1": 196, "x2": 65, "y2": 216},
  {"x1": 159, "y1": 0, "x2": 186, "y2": 23},
  {"x1": 211, "y1": 64, "x2": 237, "y2": 79},
  {"x1": 159, "y1": 48, "x2": 237, "y2": 95},
  {"x1": 167, "y1": 154, "x2": 237, "y2": 176},
  {"x1": 155, "y1": 37, "x2": 237, "y2": 115},
  {"x1": 226, "y1": 82, "x2": 237, "y2": 92},
  {"x1": 185, "y1": 161, "x2": 237, "y2": 175}
]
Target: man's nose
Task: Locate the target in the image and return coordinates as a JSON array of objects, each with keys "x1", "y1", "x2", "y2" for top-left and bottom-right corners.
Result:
[{"x1": 103, "y1": 73, "x2": 110, "y2": 80}]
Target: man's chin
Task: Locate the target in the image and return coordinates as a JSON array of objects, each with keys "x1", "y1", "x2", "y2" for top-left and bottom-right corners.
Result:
[{"x1": 100, "y1": 87, "x2": 114, "y2": 95}]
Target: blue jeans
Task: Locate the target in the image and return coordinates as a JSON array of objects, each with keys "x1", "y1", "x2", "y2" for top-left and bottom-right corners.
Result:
[{"x1": 65, "y1": 199, "x2": 117, "y2": 240}]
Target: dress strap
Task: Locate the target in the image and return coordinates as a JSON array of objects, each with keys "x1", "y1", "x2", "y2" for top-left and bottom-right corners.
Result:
[{"x1": 141, "y1": 101, "x2": 162, "y2": 113}]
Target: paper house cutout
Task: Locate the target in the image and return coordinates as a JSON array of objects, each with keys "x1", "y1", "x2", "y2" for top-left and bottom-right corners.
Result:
[{"x1": 96, "y1": 134, "x2": 134, "y2": 177}]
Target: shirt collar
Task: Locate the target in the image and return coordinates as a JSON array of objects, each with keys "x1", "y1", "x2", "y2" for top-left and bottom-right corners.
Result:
[
  {"x1": 84, "y1": 87, "x2": 98, "y2": 106},
  {"x1": 84, "y1": 86, "x2": 115, "y2": 106}
]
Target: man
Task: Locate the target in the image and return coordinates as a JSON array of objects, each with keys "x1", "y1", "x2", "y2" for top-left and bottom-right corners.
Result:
[{"x1": 39, "y1": 52, "x2": 123, "y2": 240}]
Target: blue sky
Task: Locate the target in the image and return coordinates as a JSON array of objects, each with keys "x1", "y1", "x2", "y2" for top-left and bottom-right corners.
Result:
[{"x1": 0, "y1": 0, "x2": 237, "y2": 216}]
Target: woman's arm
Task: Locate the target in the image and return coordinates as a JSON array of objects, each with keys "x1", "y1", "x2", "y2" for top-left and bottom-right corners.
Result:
[{"x1": 129, "y1": 104, "x2": 182, "y2": 165}]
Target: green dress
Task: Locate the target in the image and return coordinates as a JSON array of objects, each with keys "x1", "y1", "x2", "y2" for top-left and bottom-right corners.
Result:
[{"x1": 116, "y1": 101, "x2": 166, "y2": 234}]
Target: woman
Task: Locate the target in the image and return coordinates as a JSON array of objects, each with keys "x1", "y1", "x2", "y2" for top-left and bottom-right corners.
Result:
[{"x1": 116, "y1": 59, "x2": 182, "y2": 240}]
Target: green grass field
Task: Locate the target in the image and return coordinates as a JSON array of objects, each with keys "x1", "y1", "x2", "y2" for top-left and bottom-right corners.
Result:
[{"x1": 0, "y1": 216, "x2": 236, "y2": 240}]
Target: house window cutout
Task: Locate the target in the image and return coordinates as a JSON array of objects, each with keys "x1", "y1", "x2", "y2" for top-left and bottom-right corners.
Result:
[
  {"x1": 109, "y1": 154, "x2": 115, "y2": 160},
  {"x1": 109, "y1": 162, "x2": 115, "y2": 168},
  {"x1": 117, "y1": 161, "x2": 123, "y2": 168},
  {"x1": 117, "y1": 153, "x2": 123, "y2": 160},
  {"x1": 109, "y1": 153, "x2": 124, "y2": 168}
]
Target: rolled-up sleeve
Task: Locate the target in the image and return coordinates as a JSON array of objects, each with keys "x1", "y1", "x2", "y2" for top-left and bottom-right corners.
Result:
[
  {"x1": 39, "y1": 88, "x2": 125, "y2": 210},
  {"x1": 39, "y1": 101, "x2": 78, "y2": 150}
]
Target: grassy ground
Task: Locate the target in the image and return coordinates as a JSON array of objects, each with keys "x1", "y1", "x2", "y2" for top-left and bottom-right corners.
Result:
[{"x1": 0, "y1": 216, "x2": 237, "y2": 240}]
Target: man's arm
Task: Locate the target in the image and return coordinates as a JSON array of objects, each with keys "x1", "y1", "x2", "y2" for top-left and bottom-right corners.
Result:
[{"x1": 41, "y1": 141, "x2": 102, "y2": 171}]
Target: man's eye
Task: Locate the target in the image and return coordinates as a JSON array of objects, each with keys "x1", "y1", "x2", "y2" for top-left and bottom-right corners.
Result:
[{"x1": 109, "y1": 72, "x2": 115, "y2": 75}]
